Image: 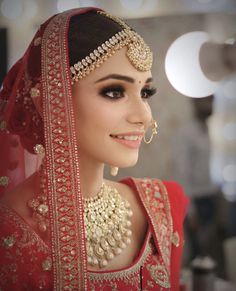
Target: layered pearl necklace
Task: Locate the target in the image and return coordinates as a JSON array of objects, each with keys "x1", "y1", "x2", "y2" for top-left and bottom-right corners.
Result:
[{"x1": 83, "y1": 183, "x2": 133, "y2": 268}]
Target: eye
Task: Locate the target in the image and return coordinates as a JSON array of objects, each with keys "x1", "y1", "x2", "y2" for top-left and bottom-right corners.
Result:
[
  {"x1": 99, "y1": 85, "x2": 125, "y2": 100},
  {"x1": 141, "y1": 87, "x2": 157, "y2": 99}
]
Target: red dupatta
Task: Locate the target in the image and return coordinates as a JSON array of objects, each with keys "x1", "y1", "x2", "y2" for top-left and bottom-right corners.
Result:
[{"x1": 0, "y1": 8, "x2": 103, "y2": 290}]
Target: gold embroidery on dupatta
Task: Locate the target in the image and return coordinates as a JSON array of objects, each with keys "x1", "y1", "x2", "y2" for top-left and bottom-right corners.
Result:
[
  {"x1": 0, "y1": 204, "x2": 51, "y2": 289},
  {"x1": 2, "y1": 235, "x2": 15, "y2": 248},
  {"x1": 41, "y1": 9, "x2": 87, "y2": 290},
  {"x1": 0, "y1": 204, "x2": 50, "y2": 252},
  {"x1": 133, "y1": 178, "x2": 172, "y2": 288}
]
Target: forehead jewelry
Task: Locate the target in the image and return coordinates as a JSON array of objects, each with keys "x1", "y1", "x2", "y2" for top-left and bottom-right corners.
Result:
[{"x1": 70, "y1": 11, "x2": 153, "y2": 84}]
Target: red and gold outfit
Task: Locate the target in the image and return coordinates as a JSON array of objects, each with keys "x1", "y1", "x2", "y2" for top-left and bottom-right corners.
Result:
[
  {"x1": 0, "y1": 178, "x2": 188, "y2": 290},
  {"x1": 0, "y1": 7, "x2": 188, "y2": 291}
]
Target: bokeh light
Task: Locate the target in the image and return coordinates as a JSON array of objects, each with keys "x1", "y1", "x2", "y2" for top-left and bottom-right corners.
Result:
[
  {"x1": 23, "y1": 0, "x2": 38, "y2": 19},
  {"x1": 222, "y1": 182, "x2": 236, "y2": 202},
  {"x1": 223, "y1": 164, "x2": 236, "y2": 182},
  {"x1": 223, "y1": 78, "x2": 236, "y2": 100},
  {"x1": 120, "y1": 0, "x2": 143, "y2": 10},
  {"x1": 57, "y1": 0, "x2": 80, "y2": 12},
  {"x1": 165, "y1": 31, "x2": 220, "y2": 98},
  {"x1": 223, "y1": 123, "x2": 236, "y2": 140},
  {"x1": 78, "y1": 0, "x2": 98, "y2": 7},
  {"x1": 1, "y1": 0, "x2": 23, "y2": 19}
]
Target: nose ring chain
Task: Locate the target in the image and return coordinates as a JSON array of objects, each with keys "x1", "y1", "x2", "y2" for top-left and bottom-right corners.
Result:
[{"x1": 143, "y1": 119, "x2": 158, "y2": 144}]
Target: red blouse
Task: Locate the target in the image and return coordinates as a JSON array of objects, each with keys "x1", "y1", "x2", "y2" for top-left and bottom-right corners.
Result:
[{"x1": 0, "y1": 178, "x2": 188, "y2": 290}]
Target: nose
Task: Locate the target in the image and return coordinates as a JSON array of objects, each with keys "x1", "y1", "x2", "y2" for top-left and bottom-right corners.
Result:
[{"x1": 127, "y1": 97, "x2": 152, "y2": 129}]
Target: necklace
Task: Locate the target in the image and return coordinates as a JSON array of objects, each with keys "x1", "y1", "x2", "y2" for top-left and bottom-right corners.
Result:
[
  {"x1": 84, "y1": 183, "x2": 133, "y2": 268},
  {"x1": 27, "y1": 166, "x2": 133, "y2": 268}
]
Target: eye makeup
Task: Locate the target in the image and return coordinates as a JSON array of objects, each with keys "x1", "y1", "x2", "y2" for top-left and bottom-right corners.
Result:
[
  {"x1": 99, "y1": 84, "x2": 157, "y2": 100},
  {"x1": 141, "y1": 87, "x2": 157, "y2": 99},
  {"x1": 99, "y1": 85, "x2": 125, "y2": 99}
]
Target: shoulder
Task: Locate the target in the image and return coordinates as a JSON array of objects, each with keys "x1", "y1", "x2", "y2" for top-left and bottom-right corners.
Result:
[
  {"x1": 162, "y1": 180, "x2": 189, "y2": 206},
  {"x1": 124, "y1": 177, "x2": 186, "y2": 198},
  {"x1": 162, "y1": 180, "x2": 189, "y2": 224},
  {"x1": 124, "y1": 177, "x2": 189, "y2": 221}
]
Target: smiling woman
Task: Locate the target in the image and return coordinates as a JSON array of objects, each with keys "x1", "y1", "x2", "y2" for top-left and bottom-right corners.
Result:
[{"x1": 0, "y1": 8, "x2": 188, "y2": 291}]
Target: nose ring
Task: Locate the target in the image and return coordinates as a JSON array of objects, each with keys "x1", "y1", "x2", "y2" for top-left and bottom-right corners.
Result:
[{"x1": 143, "y1": 119, "x2": 158, "y2": 144}]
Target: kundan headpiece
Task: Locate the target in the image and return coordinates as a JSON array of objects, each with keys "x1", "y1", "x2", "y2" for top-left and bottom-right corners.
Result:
[{"x1": 70, "y1": 11, "x2": 153, "y2": 83}]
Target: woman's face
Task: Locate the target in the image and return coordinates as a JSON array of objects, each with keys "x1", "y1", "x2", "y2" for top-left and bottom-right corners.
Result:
[{"x1": 72, "y1": 47, "x2": 156, "y2": 168}]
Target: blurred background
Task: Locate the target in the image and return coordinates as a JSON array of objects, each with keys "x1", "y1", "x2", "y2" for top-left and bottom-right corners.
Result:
[{"x1": 1, "y1": 0, "x2": 236, "y2": 287}]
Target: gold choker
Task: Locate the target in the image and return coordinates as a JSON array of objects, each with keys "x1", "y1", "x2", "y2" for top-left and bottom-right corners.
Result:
[{"x1": 84, "y1": 183, "x2": 133, "y2": 268}]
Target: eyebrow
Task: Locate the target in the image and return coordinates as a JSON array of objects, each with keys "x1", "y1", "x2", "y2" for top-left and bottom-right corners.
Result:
[{"x1": 95, "y1": 74, "x2": 153, "y2": 84}]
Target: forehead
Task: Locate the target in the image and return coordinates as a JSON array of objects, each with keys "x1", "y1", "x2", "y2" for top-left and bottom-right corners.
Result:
[{"x1": 78, "y1": 47, "x2": 152, "y2": 84}]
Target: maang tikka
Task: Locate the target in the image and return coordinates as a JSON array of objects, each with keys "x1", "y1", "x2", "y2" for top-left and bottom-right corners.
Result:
[{"x1": 70, "y1": 11, "x2": 153, "y2": 84}]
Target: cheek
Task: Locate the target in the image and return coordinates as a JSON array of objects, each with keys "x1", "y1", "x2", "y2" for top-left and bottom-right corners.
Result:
[{"x1": 75, "y1": 97, "x2": 120, "y2": 134}]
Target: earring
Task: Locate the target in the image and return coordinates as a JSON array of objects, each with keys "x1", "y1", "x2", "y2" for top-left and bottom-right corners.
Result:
[
  {"x1": 34, "y1": 144, "x2": 45, "y2": 155},
  {"x1": 144, "y1": 119, "x2": 158, "y2": 144},
  {"x1": 110, "y1": 166, "x2": 119, "y2": 176}
]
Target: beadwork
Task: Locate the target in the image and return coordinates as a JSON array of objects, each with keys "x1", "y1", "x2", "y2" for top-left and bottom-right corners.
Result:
[
  {"x1": 84, "y1": 183, "x2": 133, "y2": 268},
  {"x1": 70, "y1": 11, "x2": 153, "y2": 84}
]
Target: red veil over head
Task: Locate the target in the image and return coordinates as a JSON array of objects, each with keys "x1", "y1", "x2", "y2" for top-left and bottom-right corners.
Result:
[
  {"x1": 0, "y1": 7, "x2": 153, "y2": 289},
  {"x1": 0, "y1": 8, "x2": 101, "y2": 289}
]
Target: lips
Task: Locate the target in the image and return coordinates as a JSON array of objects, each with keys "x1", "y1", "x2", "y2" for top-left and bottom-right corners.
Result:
[
  {"x1": 110, "y1": 132, "x2": 144, "y2": 149},
  {"x1": 110, "y1": 135, "x2": 142, "y2": 141}
]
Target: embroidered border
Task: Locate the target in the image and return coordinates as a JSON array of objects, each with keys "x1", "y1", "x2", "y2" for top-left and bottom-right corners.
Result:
[
  {"x1": 133, "y1": 178, "x2": 173, "y2": 288},
  {"x1": 41, "y1": 9, "x2": 89, "y2": 290}
]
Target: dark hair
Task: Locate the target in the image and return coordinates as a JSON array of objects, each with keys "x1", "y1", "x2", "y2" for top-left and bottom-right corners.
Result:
[{"x1": 68, "y1": 11, "x2": 124, "y2": 67}]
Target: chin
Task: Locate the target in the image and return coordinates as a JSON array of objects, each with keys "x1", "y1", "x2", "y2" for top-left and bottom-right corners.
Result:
[{"x1": 113, "y1": 153, "x2": 139, "y2": 168}]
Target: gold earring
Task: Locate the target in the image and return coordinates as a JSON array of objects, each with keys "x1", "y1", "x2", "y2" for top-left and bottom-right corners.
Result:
[
  {"x1": 144, "y1": 119, "x2": 158, "y2": 144},
  {"x1": 110, "y1": 166, "x2": 119, "y2": 176}
]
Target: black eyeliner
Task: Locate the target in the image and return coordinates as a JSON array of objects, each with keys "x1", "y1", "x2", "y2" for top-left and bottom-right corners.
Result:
[
  {"x1": 99, "y1": 85, "x2": 125, "y2": 99},
  {"x1": 141, "y1": 87, "x2": 157, "y2": 98}
]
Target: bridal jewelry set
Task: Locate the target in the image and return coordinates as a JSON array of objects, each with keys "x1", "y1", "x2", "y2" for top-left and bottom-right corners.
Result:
[{"x1": 28, "y1": 161, "x2": 133, "y2": 268}]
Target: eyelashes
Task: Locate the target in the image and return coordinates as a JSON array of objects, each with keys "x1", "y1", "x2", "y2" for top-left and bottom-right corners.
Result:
[
  {"x1": 141, "y1": 87, "x2": 157, "y2": 99},
  {"x1": 99, "y1": 85, "x2": 157, "y2": 100},
  {"x1": 99, "y1": 85, "x2": 125, "y2": 99}
]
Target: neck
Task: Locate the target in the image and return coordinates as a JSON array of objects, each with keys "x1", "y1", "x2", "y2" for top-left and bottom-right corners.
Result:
[{"x1": 78, "y1": 155, "x2": 105, "y2": 199}]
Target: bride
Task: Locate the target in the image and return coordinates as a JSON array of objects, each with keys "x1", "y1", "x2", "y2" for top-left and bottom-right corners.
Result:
[{"x1": 0, "y1": 8, "x2": 188, "y2": 290}]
